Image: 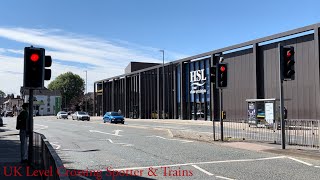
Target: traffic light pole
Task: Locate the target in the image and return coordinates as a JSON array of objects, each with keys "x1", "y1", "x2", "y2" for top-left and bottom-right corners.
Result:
[
  {"x1": 279, "y1": 44, "x2": 286, "y2": 149},
  {"x1": 210, "y1": 55, "x2": 216, "y2": 141},
  {"x1": 28, "y1": 89, "x2": 34, "y2": 163},
  {"x1": 220, "y1": 88, "x2": 224, "y2": 141}
]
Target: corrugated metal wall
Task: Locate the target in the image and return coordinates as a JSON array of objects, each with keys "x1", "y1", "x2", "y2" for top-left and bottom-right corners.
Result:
[
  {"x1": 95, "y1": 24, "x2": 320, "y2": 120},
  {"x1": 218, "y1": 33, "x2": 320, "y2": 120},
  {"x1": 223, "y1": 48, "x2": 255, "y2": 119},
  {"x1": 261, "y1": 34, "x2": 320, "y2": 119}
]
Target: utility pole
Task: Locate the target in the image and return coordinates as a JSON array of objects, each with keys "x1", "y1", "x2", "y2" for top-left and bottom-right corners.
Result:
[
  {"x1": 160, "y1": 50, "x2": 165, "y2": 120},
  {"x1": 84, "y1": 70, "x2": 88, "y2": 112}
]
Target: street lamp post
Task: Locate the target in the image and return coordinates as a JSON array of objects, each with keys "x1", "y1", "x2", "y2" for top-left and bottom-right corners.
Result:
[
  {"x1": 84, "y1": 70, "x2": 88, "y2": 113},
  {"x1": 63, "y1": 88, "x2": 67, "y2": 111},
  {"x1": 159, "y1": 50, "x2": 165, "y2": 120}
]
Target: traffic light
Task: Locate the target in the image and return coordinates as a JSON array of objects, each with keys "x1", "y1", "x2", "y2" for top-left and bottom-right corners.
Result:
[
  {"x1": 24, "y1": 47, "x2": 45, "y2": 88},
  {"x1": 281, "y1": 46, "x2": 295, "y2": 80},
  {"x1": 216, "y1": 63, "x2": 228, "y2": 88},
  {"x1": 210, "y1": 54, "x2": 222, "y2": 85},
  {"x1": 24, "y1": 46, "x2": 52, "y2": 88}
]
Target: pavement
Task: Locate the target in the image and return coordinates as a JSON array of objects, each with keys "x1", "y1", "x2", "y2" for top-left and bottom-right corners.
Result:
[
  {"x1": 0, "y1": 123, "x2": 41, "y2": 180},
  {"x1": 109, "y1": 117, "x2": 320, "y2": 160}
]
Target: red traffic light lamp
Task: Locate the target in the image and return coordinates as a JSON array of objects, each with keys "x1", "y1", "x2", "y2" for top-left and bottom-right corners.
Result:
[
  {"x1": 220, "y1": 66, "x2": 226, "y2": 72},
  {"x1": 30, "y1": 53, "x2": 39, "y2": 62}
]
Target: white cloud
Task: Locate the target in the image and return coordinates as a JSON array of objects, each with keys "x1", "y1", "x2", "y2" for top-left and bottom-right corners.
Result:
[{"x1": 0, "y1": 27, "x2": 189, "y2": 95}]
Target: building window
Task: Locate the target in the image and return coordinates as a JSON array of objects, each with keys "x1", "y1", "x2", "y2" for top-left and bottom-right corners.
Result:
[{"x1": 47, "y1": 108, "x2": 50, "y2": 112}]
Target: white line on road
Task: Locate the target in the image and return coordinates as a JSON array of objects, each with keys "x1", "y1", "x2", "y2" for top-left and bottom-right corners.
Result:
[
  {"x1": 34, "y1": 124, "x2": 48, "y2": 130},
  {"x1": 314, "y1": 166, "x2": 320, "y2": 168},
  {"x1": 191, "y1": 165, "x2": 214, "y2": 176},
  {"x1": 82, "y1": 125, "x2": 93, "y2": 128},
  {"x1": 77, "y1": 175, "x2": 92, "y2": 180},
  {"x1": 113, "y1": 129, "x2": 123, "y2": 136},
  {"x1": 287, "y1": 157, "x2": 313, "y2": 166},
  {"x1": 110, "y1": 156, "x2": 286, "y2": 171},
  {"x1": 50, "y1": 142, "x2": 61, "y2": 150},
  {"x1": 107, "y1": 139, "x2": 133, "y2": 146},
  {"x1": 216, "y1": 175, "x2": 235, "y2": 180},
  {"x1": 89, "y1": 130, "x2": 122, "y2": 136},
  {"x1": 147, "y1": 135, "x2": 193, "y2": 143}
]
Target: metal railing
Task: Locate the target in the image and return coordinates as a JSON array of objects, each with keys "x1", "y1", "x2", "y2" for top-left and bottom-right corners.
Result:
[
  {"x1": 32, "y1": 132, "x2": 70, "y2": 180},
  {"x1": 214, "y1": 119, "x2": 320, "y2": 148}
]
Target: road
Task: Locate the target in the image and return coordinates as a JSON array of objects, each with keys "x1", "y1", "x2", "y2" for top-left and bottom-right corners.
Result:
[{"x1": 2, "y1": 116, "x2": 320, "y2": 180}]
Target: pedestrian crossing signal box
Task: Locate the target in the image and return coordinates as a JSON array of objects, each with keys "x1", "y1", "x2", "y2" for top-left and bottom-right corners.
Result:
[{"x1": 246, "y1": 98, "x2": 279, "y2": 128}]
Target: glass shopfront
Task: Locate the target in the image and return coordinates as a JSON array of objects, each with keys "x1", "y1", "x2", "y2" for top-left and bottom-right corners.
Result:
[{"x1": 176, "y1": 58, "x2": 211, "y2": 120}]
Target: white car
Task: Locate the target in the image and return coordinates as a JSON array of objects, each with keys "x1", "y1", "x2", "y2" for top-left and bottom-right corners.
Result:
[
  {"x1": 72, "y1": 111, "x2": 90, "y2": 121},
  {"x1": 57, "y1": 111, "x2": 68, "y2": 119}
]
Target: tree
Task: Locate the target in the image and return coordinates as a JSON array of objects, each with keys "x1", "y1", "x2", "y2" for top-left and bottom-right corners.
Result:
[
  {"x1": 78, "y1": 93, "x2": 94, "y2": 114},
  {"x1": 48, "y1": 72, "x2": 85, "y2": 110},
  {"x1": 0, "y1": 90, "x2": 5, "y2": 98}
]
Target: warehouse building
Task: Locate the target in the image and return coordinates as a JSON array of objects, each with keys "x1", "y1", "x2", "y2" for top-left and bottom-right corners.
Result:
[{"x1": 94, "y1": 23, "x2": 320, "y2": 120}]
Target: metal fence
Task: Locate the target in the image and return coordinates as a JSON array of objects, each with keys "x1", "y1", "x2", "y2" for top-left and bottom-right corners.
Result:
[
  {"x1": 214, "y1": 119, "x2": 320, "y2": 149},
  {"x1": 32, "y1": 132, "x2": 70, "y2": 180}
]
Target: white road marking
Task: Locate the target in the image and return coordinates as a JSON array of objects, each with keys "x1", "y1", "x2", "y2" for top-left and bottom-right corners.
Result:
[
  {"x1": 314, "y1": 166, "x2": 320, "y2": 168},
  {"x1": 113, "y1": 129, "x2": 123, "y2": 136},
  {"x1": 50, "y1": 142, "x2": 61, "y2": 150},
  {"x1": 122, "y1": 144, "x2": 134, "y2": 146},
  {"x1": 216, "y1": 175, "x2": 235, "y2": 180},
  {"x1": 109, "y1": 156, "x2": 286, "y2": 171},
  {"x1": 147, "y1": 135, "x2": 193, "y2": 143},
  {"x1": 77, "y1": 175, "x2": 92, "y2": 180},
  {"x1": 82, "y1": 125, "x2": 93, "y2": 128},
  {"x1": 107, "y1": 139, "x2": 133, "y2": 146},
  {"x1": 191, "y1": 165, "x2": 214, "y2": 176},
  {"x1": 89, "y1": 130, "x2": 122, "y2": 136},
  {"x1": 34, "y1": 124, "x2": 48, "y2": 130},
  {"x1": 287, "y1": 157, "x2": 313, "y2": 166}
]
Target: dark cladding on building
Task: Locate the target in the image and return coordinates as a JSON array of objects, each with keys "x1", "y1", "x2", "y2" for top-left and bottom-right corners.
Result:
[{"x1": 94, "y1": 23, "x2": 320, "y2": 120}]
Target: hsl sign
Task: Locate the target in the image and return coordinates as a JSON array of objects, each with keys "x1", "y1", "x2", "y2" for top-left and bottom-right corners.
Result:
[{"x1": 190, "y1": 69, "x2": 207, "y2": 94}]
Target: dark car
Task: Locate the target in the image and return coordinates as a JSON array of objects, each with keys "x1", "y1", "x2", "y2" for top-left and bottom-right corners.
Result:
[
  {"x1": 5, "y1": 111, "x2": 14, "y2": 117},
  {"x1": 103, "y1": 112, "x2": 125, "y2": 124}
]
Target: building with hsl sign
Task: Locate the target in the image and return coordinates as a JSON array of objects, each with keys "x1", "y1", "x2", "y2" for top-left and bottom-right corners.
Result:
[{"x1": 94, "y1": 23, "x2": 320, "y2": 120}]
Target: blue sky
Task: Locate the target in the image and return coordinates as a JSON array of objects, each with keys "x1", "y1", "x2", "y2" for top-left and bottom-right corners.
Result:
[{"x1": 0, "y1": 0, "x2": 319, "y2": 95}]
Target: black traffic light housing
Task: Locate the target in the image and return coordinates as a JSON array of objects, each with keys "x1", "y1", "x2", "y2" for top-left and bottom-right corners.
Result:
[
  {"x1": 24, "y1": 46, "x2": 52, "y2": 89},
  {"x1": 24, "y1": 47, "x2": 45, "y2": 88},
  {"x1": 216, "y1": 63, "x2": 228, "y2": 88},
  {"x1": 281, "y1": 46, "x2": 295, "y2": 80},
  {"x1": 210, "y1": 53, "x2": 223, "y2": 85},
  {"x1": 210, "y1": 66, "x2": 216, "y2": 83}
]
